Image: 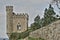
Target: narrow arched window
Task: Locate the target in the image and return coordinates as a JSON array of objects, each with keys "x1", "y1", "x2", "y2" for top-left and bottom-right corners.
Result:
[{"x1": 17, "y1": 23, "x2": 21, "y2": 30}]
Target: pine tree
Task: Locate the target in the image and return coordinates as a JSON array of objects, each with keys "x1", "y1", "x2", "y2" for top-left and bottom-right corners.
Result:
[
  {"x1": 31, "y1": 15, "x2": 41, "y2": 30},
  {"x1": 43, "y1": 4, "x2": 58, "y2": 26}
]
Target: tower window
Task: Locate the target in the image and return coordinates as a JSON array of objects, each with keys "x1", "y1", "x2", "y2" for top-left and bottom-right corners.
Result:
[{"x1": 17, "y1": 24, "x2": 21, "y2": 30}]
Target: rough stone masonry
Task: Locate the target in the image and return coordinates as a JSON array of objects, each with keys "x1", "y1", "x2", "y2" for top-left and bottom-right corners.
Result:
[{"x1": 29, "y1": 20, "x2": 60, "y2": 40}]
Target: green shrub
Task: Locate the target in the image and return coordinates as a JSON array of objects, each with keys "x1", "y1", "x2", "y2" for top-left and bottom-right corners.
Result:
[
  {"x1": 28, "y1": 37, "x2": 45, "y2": 40},
  {"x1": 10, "y1": 30, "x2": 30, "y2": 40}
]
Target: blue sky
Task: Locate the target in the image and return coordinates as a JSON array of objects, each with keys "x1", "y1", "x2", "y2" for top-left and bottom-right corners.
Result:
[{"x1": 0, "y1": 0, "x2": 60, "y2": 38}]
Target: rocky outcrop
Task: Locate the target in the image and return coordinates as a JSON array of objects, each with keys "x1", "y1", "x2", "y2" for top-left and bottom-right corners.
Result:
[{"x1": 29, "y1": 20, "x2": 60, "y2": 40}]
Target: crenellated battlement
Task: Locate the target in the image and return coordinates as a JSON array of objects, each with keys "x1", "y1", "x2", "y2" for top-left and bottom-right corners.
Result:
[
  {"x1": 6, "y1": 6, "x2": 13, "y2": 8},
  {"x1": 13, "y1": 13, "x2": 28, "y2": 16},
  {"x1": 6, "y1": 6, "x2": 13, "y2": 12},
  {"x1": 12, "y1": 13, "x2": 29, "y2": 19}
]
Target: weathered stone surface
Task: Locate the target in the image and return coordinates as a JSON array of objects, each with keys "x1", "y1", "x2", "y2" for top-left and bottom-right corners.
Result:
[
  {"x1": 6, "y1": 6, "x2": 29, "y2": 40},
  {"x1": 29, "y1": 20, "x2": 60, "y2": 40}
]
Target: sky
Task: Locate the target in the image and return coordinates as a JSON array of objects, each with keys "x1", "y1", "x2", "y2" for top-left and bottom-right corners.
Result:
[{"x1": 0, "y1": 0, "x2": 60, "y2": 38}]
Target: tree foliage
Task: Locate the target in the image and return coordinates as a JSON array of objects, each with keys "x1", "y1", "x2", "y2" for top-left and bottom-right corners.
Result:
[
  {"x1": 43, "y1": 4, "x2": 58, "y2": 26},
  {"x1": 30, "y1": 4, "x2": 60, "y2": 31},
  {"x1": 51, "y1": 0, "x2": 60, "y2": 9},
  {"x1": 9, "y1": 31, "x2": 30, "y2": 40},
  {"x1": 31, "y1": 15, "x2": 41, "y2": 31},
  {"x1": 28, "y1": 37, "x2": 45, "y2": 40}
]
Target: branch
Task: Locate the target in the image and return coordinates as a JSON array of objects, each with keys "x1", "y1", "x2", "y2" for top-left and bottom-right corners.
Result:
[{"x1": 56, "y1": 1, "x2": 60, "y2": 9}]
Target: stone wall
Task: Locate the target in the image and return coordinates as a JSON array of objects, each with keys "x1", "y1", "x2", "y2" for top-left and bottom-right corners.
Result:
[
  {"x1": 29, "y1": 20, "x2": 60, "y2": 40},
  {"x1": 6, "y1": 6, "x2": 29, "y2": 40},
  {"x1": 12, "y1": 13, "x2": 28, "y2": 33}
]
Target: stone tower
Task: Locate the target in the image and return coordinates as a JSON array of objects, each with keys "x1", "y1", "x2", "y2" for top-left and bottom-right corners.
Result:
[
  {"x1": 6, "y1": 6, "x2": 13, "y2": 37},
  {"x1": 6, "y1": 6, "x2": 29, "y2": 38}
]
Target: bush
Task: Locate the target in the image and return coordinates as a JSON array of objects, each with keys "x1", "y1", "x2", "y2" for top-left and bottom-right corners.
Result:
[
  {"x1": 10, "y1": 30, "x2": 30, "y2": 40},
  {"x1": 28, "y1": 37, "x2": 45, "y2": 40}
]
